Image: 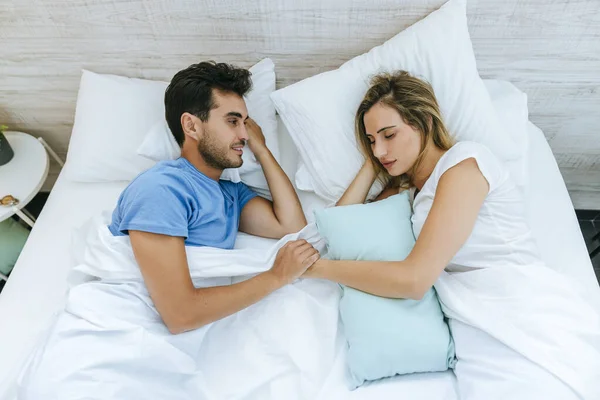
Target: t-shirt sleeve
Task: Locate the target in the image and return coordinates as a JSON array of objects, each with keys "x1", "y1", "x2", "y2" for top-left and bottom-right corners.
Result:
[
  {"x1": 437, "y1": 142, "x2": 506, "y2": 194},
  {"x1": 236, "y1": 182, "x2": 258, "y2": 210},
  {"x1": 114, "y1": 172, "x2": 192, "y2": 238}
]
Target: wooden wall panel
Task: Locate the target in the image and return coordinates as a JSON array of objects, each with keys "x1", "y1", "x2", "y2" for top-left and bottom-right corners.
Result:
[{"x1": 1, "y1": 0, "x2": 599, "y2": 207}]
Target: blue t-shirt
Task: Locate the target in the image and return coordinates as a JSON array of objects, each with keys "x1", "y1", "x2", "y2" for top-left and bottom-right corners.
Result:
[{"x1": 108, "y1": 158, "x2": 257, "y2": 249}]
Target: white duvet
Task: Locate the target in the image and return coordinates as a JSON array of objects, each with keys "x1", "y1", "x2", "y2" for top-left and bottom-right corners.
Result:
[
  {"x1": 17, "y1": 213, "x2": 600, "y2": 400},
  {"x1": 17, "y1": 213, "x2": 340, "y2": 400}
]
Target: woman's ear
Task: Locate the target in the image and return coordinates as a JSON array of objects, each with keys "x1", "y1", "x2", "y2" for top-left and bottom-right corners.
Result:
[{"x1": 181, "y1": 112, "x2": 201, "y2": 141}]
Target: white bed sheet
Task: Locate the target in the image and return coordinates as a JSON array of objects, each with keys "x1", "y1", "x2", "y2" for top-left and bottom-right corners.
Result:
[
  {"x1": 0, "y1": 178, "x2": 128, "y2": 400},
  {"x1": 0, "y1": 118, "x2": 598, "y2": 400}
]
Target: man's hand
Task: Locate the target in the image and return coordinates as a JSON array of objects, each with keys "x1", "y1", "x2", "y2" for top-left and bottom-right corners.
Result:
[
  {"x1": 245, "y1": 117, "x2": 267, "y2": 156},
  {"x1": 267, "y1": 240, "x2": 320, "y2": 285},
  {"x1": 238, "y1": 116, "x2": 307, "y2": 239},
  {"x1": 130, "y1": 230, "x2": 309, "y2": 334}
]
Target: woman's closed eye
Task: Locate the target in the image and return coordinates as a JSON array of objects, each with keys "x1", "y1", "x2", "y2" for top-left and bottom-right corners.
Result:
[{"x1": 368, "y1": 132, "x2": 394, "y2": 145}]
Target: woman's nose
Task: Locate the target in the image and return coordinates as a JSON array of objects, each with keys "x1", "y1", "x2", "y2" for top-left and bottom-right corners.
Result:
[{"x1": 373, "y1": 140, "x2": 387, "y2": 159}]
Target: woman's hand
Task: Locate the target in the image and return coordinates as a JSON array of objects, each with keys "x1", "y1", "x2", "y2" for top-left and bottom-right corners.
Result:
[
  {"x1": 335, "y1": 159, "x2": 378, "y2": 207},
  {"x1": 372, "y1": 183, "x2": 400, "y2": 203},
  {"x1": 362, "y1": 157, "x2": 376, "y2": 173},
  {"x1": 302, "y1": 258, "x2": 325, "y2": 279}
]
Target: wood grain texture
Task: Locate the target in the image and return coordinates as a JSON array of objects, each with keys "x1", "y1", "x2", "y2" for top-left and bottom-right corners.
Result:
[{"x1": 1, "y1": 0, "x2": 599, "y2": 206}]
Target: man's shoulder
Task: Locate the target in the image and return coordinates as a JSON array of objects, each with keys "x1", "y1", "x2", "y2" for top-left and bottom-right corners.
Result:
[
  {"x1": 126, "y1": 161, "x2": 192, "y2": 196},
  {"x1": 219, "y1": 179, "x2": 253, "y2": 195},
  {"x1": 218, "y1": 178, "x2": 241, "y2": 189}
]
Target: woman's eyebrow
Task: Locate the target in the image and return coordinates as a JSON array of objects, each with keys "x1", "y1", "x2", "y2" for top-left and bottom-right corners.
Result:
[{"x1": 377, "y1": 125, "x2": 396, "y2": 133}]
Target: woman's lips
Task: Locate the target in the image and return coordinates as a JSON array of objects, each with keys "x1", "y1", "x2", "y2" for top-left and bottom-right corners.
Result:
[{"x1": 381, "y1": 160, "x2": 396, "y2": 169}]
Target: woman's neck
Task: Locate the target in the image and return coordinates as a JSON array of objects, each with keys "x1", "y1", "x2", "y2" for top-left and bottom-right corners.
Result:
[{"x1": 410, "y1": 143, "x2": 449, "y2": 191}]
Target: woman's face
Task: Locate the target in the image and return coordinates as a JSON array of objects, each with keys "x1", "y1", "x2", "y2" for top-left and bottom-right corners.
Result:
[{"x1": 363, "y1": 102, "x2": 422, "y2": 177}]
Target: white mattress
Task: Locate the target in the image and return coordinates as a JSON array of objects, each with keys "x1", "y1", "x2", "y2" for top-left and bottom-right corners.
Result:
[{"x1": 0, "y1": 120, "x2": 597, "y2": 400}]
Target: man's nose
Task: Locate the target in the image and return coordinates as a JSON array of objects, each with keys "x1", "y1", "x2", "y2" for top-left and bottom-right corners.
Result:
[{"x1": 238, "y1": 125, "x2": 249, "y2": 141}]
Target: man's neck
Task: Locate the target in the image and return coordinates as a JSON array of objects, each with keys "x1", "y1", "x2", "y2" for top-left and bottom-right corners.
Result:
[{"x1": 181, "y1": 149, "x2": 222, "y2": 181}]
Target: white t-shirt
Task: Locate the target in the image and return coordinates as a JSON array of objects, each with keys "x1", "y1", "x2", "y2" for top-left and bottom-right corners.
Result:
[{"x1": 411, "y1": 141, "x2": 542, "y2": 272}]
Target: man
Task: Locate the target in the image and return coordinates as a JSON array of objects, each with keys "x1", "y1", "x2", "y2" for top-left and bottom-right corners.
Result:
[{"x1": 108, "y1": 61, "x2": 319, "y2": 334}]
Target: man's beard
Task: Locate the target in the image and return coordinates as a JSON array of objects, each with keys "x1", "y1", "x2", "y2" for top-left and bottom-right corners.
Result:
[{"x1": 197, "y1": 129, "x2": 244, "y2": 170}]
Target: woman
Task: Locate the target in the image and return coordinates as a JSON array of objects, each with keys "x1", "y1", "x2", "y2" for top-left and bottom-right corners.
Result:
[{"x1": 304, "y1": 71, "x2": 600, "y2": 399}]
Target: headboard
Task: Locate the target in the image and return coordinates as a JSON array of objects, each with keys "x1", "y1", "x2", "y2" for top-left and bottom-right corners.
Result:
[{"x1": 1, "y1": 0, "x2": 599, "y2": 207}]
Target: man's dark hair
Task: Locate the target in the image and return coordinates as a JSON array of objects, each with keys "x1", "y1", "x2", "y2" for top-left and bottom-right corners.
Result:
[{"x1": 165, "y1": 61, "x2": 252, "y2": 146}]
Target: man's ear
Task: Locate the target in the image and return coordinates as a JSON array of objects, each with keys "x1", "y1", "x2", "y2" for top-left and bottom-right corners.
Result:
[{"x1": 181, "y1": 112, "x2": 201, "y2": 141}]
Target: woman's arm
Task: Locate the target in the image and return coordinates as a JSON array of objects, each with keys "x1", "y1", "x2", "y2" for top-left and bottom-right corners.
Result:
[
  {"x1": 306, "y1": 158, "x2": 489, "y2": 299},
  {"x1": 336, "y1": 160, "x2": 378, "y2": 206},
  {"x1": 372, "y1": 185, "x2": 401, "y2": 202}
]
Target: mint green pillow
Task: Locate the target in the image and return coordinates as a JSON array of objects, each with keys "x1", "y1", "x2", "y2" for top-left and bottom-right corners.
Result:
[
  {"x1": 0, "y1": 218, "x2": 30, "y2": 276},
  {"x1": 314, "y1": 192, "x2": 455, "y2": 389}
]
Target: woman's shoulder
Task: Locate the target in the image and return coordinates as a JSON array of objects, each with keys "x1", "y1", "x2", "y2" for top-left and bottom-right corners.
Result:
[
  {"x1": 436, "y1": 141, "x2": 507, "y2": 192},
  {"x1": 448, "y1": 141, "x2": 498, "y2": 158},
  {"x1": 442, "y1": 141, "x2": 502, "y2": 168}
]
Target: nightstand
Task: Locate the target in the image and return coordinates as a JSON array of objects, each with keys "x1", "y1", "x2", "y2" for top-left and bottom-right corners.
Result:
[{"x1": 0, "y1": 131, "x2": 64, "y2": 281}]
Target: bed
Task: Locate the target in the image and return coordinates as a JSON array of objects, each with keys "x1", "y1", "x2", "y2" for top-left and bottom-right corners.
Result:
[
  {"x1": 0, "y1": 102, "x2": 598, "y2": 399},
  {"x1": 2, "y1": 0, "x2": 600, "y2": 396}
]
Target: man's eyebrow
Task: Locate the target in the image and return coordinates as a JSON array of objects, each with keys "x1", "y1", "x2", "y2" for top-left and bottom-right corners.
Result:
[
  {"x1": 377, "y1": 125, "x2": 396, "y2": 133},
  {"x1": 225, "y1": 111, "x2": 244, "y2": 118}
]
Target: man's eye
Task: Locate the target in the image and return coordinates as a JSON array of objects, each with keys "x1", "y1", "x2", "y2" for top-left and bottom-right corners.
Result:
[{"x1": 229, "y1": 120, "x2": 238, "y2": 126}]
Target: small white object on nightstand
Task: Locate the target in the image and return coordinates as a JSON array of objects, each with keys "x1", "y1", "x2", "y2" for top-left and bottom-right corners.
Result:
[{"x1": 0, "y1": 131, "x2": 51, "y2": 229}]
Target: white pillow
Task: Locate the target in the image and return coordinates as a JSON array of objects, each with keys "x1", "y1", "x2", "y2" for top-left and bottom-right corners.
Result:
[
  {"x1": 484, "y1": 80, "x2": 530, "y2": 192},
  {"x1": 294, "y1": 79, "x2": 531, "y2": 194},
  {"x1": 271, "y1": 0, "x2": 523, "y2": 203},
  {"x1": 65, "y1": 59, "x2": 278, "y2": 190},
  {"x1": 64, "y1": 70, "x2": 165, "y2": 182}
]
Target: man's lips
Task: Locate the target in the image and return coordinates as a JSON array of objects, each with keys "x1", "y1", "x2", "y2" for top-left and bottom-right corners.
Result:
[{"x1": 232, "y1": 144, "x2": 244, "y2": 155}]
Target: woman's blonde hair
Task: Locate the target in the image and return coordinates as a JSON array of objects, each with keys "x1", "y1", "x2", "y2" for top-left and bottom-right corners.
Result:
[{"x1": 355, "y1": 71, "x2": 455, "y2": 190}]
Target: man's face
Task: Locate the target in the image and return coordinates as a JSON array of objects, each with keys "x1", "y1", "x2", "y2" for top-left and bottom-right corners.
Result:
[{"x1": 195, "y1": 90, "x2": 249, "y2": 170}]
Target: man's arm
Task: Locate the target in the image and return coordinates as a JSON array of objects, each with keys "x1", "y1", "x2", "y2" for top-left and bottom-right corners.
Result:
[
  {"x1": 239, "y1": 118, "x2": 306, "y2": 238},
  {"x1": 130, "y1": 230, "x2": 319, "y2": 334}
]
